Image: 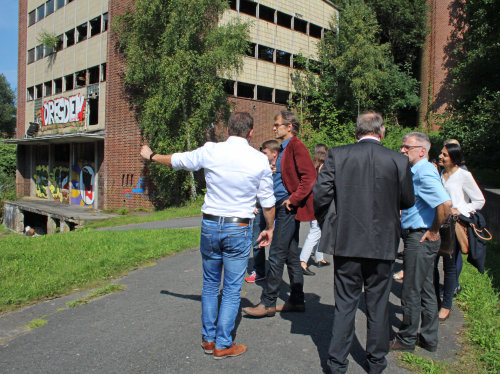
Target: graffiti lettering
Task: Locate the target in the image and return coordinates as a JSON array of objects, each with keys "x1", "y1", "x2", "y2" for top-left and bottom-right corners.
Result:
[
  {"x1": 33, "y1": 165, "x2": 49, "y2": 198},
  {"x1": 71, "y1": 162, "x2": 95, "y2": 207},
  {"x1": 49, "y1": 166, "x2": 70, "y2": 202},
  {"x1": 42, "y1": 94, "x2": 86, "y2": 126}
]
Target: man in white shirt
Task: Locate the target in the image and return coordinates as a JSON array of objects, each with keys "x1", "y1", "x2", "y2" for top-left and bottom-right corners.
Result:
[{"x1": 140, "y1": 112, "x2": 276, "y2": 359}]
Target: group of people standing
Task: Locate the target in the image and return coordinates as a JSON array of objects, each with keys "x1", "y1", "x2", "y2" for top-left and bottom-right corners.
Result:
[{"x1": 139, "y1": 110, "x2": 485, "y2": 372}]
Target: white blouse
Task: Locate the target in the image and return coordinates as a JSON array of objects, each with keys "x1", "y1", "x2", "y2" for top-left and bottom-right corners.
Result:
[{"x1": 441, "y1": 167, "x2": 485, "y2": 217}]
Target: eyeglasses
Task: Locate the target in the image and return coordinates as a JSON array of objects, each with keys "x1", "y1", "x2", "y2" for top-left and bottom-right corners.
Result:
[
  {"x1": 273, "y1": 122, "x2": 288, "y2": 128},
  {"x1": 399, "y1": 144, "x2": 423, "y2": 151}
]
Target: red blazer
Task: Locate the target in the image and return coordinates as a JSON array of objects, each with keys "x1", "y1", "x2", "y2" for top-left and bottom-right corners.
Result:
[{"x1": 281, "y1": 136, "x2": 316, "y2": 222}]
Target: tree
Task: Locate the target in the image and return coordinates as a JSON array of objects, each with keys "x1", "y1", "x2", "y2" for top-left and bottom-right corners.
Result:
[
  {"x1": 440, "y1": 0, "x2": 500, "y2": 169},
  {"x1": 291, "y1": 0, "x2": 420, "y2": 145},
  {"x1": 114, "y1": 0, "x2": 249, "y2": 207},
  {"x1": 0, "y1": 74, "x2": 16, "y2": 138}
]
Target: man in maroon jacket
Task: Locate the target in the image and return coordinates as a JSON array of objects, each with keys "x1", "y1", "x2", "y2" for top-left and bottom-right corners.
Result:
[{"x1": 243, "y1": 111, "x2": 317, "y2": 317}]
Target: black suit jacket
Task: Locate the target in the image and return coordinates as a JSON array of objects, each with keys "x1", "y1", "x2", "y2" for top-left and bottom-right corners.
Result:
[{"x1": 313, "y1": 139, "x2": 415, "y2": 260}]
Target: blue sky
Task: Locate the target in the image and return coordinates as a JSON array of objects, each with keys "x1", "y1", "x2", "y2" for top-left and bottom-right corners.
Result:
[{"x1": 1, "y1": 2, "x2": 19, "y2": 93}]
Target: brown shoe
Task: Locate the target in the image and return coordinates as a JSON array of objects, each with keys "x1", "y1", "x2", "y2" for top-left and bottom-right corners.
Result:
[
  {"x1": 389, "y1": 338, "x2": 414, "y2": 352},
  {"x1": 201, "y1": 340, "x2": 215, "y2": 354},
  {"x1": 242, "y1": 303, "x2": 276, "y2": 317},
  {"x1": 276, "y1": 302, "x2": 305, "y2": 313},
  {"x1": 213, "y1": 344, "x2": 247, "y2": 360}
]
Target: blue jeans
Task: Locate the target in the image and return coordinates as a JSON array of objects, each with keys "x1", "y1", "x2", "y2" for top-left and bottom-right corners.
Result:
[{"x1": 200, "y1": 218, "x2": 251, "y2": 349}]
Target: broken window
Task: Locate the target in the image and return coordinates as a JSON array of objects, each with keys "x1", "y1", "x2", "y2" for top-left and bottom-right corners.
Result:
[
  {"x1": 56, "y1": 34, "x2": 63, "y2": 51},
  {"x1": 88, "y1": 98, "x2": 98, "y2": 126},
  {"x1": 36, "y1": 45, "x2": 44, "y2": 60},
  {"x1": 44, "y1": 81, "x2": 52, "y2": 97},
  {"x1": 56, "y1": 0, "x2": 64, "y2": 10},
  {"x1": 309, "y1": 23, "x2": 322, "y2": 39},
  {"x1": 223, "y1": 79, "x2": 235, "y2": 96},
  {"x1": 275, "y1": 89, "x2": 290, "y2": 104},
  {"x1": 35, "y1": 84, "x2": 43, "y2": 99},
  {"x1": 90, "y1": 16, "x2": 101, "y2": 37},
  {"x1": 236, "y1": 82, "x2": 254, "y2": 99},
  {"x1": 258, "y1": 45, "x2": 274, "y2": 62},
  {"x1": 27, "y1": 48, "x2": 35, "y2": 64},
  {"x1": 37, "y1": 4, "x2": 45, "y2": 21},
  {"x1": 246, "y1": 42, "x2": 256, "y2": 58},
  {"x1": 257, "y1": 86, "x2": 273, "y2": 102},
  {"x1": 100, "y1": 63, "x2": 106, "y2": 82},
  {"x1": 46, "y1": 0, "x2": 54, "y2": 16},
  {"x1": 239, "y1": 0, "x2": 257, "y2": 17},
  {"x1": 276, "y1": 50, "x2": 291, "y2": 67},
  {"x1": 277, "y1": 11, "x2": 292, "y2": 29},
  {"x1": 77, "y1": 22, "x2": 88, "y2": 43},
  {"x1": 75, "y1": 70, "x2": 86, "y2": 87},
  {"x1": 293, "y1": 55, "x2": 306, "y2": 70},
  {"x1": 65, "y1": 74, "x2": 74, "y2": 91},
  {"x1": 44, "y1": 45, "x2": 54, "y2": 56},
  {"x1": 294, "y1": 17, "x2": 307, "y2": 34},
  {"x1": 27, "y1": 87, "x2": 34, "y2": 101},
  {"x1": 54, "y1": 78, "x2": 62, "y2": 94},
  {"x1": 66, "y1": 28, "x2": 75, "y2": 47},
  {"x1": 88, "y1": 66, "x2": 99, "y2": 84},
  {"x1": 259, "y1": 4, "x2": 275, "y2": 23},
  {"x1": 67, "y1": 0, "x2": 74, "y2": 3},
  {"x1": 28, "y1": 10, "x2": 36, "y2": 26},
  {"x1": 102, "y1": 13, "x2": 108, "y2": 32}
]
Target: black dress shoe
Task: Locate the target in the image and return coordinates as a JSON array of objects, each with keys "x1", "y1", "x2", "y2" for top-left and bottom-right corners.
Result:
[
  {"x1": 389, "y1": 338, "x2": 414, "y2": 352},
  {"x1": 302, "y1": 267, "x2": 315, "y2": 276},
  {"x1": 315, "y1": 260, "x2": 330, "y2": 267},
  {"x1": 416, "y1": 334, "x2": 437, "y2": 352}
]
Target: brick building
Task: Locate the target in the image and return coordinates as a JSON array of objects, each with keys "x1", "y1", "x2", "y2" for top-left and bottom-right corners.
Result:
[{"x1": 10, "y1": 0, "x2": 339, "y2": 214}]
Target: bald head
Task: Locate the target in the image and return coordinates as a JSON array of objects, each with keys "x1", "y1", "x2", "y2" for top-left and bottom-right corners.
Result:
[{"x1": 355, "y1": 112, "x2": 384, "y2": 139}]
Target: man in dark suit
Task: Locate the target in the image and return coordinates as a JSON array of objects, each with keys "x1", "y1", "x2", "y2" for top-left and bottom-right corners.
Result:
[{"x1": 313, "y1": 112, "x2": 415, "y2": 373}]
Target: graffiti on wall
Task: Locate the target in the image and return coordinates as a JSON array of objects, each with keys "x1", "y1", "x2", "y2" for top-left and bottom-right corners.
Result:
[
  {"x1": 40, "y1": 94, "x2": 86, "y2": 127},
  {"x1": 33, "y1": 165, "x2": 49, "y2": 198},
  {"x1": 123, "y1": 178, "x2": 145, "y2": 199},
  {"x1": 71, "y1": 162, "x2": 95, "y2": 207},
  {"x1": 49, "y1": 166, "x2": 70, "y2": 203}
]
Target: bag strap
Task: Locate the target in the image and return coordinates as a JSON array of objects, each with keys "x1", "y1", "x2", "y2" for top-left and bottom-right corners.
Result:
[{"x1": 471, "y1": 223, "x2": 493, "y2": 241}]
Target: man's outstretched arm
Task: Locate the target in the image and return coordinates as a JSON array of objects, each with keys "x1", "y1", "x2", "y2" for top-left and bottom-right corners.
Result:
[{"x1": 140, "y1": 145, "x2": 173, "y2": 167}]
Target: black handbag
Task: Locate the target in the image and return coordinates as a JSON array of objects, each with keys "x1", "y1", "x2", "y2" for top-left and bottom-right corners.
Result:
[
  {"x1": 438, "y1": 214, "x2": 458, "y2": 258},
  {"x1": 458, "y1": 211, "x2": 492, "y2": 274}
]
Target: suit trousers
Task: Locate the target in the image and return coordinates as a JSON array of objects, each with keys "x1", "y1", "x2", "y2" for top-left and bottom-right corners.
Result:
[
  {"x1": 397, "y1": 232, "x2": 440, "y2": 347},
  {"x1": 261, "y1": 202, "x2": 304, "y2": 307},
  {"x1": 327, "y1": 256, "x2": 393, "y2": 374}
]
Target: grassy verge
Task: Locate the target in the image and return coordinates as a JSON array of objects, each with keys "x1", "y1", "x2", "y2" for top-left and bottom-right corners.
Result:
[
  {"x1": 401, "y1": 242, "x2": 500, "y2": 373},
  {"x1": 67, "y1": 284, "x2": 126, "y2": 308},
  {"x1": 0, "y1": 228, "x2": 200, "y2": 314},
  {"x1": 84, "y1": 197, "x2": 204, "y2": 229}
]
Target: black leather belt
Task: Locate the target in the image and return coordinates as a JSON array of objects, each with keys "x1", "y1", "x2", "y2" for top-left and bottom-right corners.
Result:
[
  {"x1": 402, "y1": 228, "x2": 428, "y2": 236},
  {"x1": 203, "y1": 214, "x2": 251, "y2": 224}
]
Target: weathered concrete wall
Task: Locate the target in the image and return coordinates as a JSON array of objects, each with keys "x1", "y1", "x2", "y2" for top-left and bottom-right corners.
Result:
[{"x1": 482, "y1": 188, "x2": 500, "y2": 242}]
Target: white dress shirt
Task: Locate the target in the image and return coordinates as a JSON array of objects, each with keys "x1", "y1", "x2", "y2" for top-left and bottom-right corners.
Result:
[
  {"x1": 441, "y1": 167, "x2": 485, "y2": 217},
  {"x1": 171, "y1": 136, "x2": 276, "y2": 218}
]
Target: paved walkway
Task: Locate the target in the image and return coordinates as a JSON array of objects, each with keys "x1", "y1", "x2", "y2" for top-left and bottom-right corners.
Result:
[{"x1": 0, "y1": 218, "x2": 464, "y2": 373}]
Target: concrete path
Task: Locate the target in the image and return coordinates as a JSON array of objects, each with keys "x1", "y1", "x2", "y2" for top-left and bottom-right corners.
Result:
[{"x1": 0, "y1": 218, "x2": 464, "y2": 373}]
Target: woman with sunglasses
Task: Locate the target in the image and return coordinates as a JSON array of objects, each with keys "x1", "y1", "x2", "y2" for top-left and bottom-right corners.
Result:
[{"x1": 436, "y1": 142, "x2": 485, "y2": 320}]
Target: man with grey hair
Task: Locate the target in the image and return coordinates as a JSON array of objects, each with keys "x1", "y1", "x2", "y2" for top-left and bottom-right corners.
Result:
[
  {"x1": 390, "y1": 132, "x2": 451, "y2": 353},
  {"x1": 314, "y1": 112, "x2": 415, "y2": 373}
]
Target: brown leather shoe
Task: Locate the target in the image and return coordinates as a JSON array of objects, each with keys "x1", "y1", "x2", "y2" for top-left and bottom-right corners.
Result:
[
  {"x1": 213, "y1": 344, "x2": 247, "y2": 359},
  {"x1": 242, "y1": 303, "x2": 276, "y2": 317},
  {"x1": 276, "y1": 302, "x2": 305, "y2": 313},
  {"x1": 201, "y1": 340, "x2": 215, "y2": 354},
  {"x1": 389, "y1": 338, "x2": 415, "y2": 352}
]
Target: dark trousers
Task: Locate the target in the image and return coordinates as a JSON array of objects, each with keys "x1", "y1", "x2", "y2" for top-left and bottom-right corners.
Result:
[
  {"x1": 397, "y1": 232, "x2": 440, "y2": 347},
  {"x1": 327, "y1": 257, "x2": 393, "y2": 374},
  {"x1": 250, "y1": 207, "x2": 267, "y2": 276},
  {"x1": 261, "y1": 202, "x2": 304, "y2": 307}
]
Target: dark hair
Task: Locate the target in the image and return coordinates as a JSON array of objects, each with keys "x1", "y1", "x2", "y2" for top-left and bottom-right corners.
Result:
[
  {"x1": 314, "y1": 143, "x2": 328, "y2": 168},
  {"x1": 261, "y1": 139, "x2": 280, "y2": 153},
  {"x1": 228, "y1": 112, "x2": 253, "y2": 138},
  {"x1": 355, "y1": 112, "x2": 384, "y2": 139},
  {"x1": 275, "y1": 111, "x2": 300, "y2": 135},
  {"x1": 444, "y1": 143, "x2": 465, "y2": 166}
]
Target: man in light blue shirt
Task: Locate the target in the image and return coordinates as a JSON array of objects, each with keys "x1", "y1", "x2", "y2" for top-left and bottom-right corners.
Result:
[
  {"x1": 391, "y1": 132, "x2": 451, "y2": 353},
  {"x1": 140, "y1": 112, "x2": 275, "y2": 360}
]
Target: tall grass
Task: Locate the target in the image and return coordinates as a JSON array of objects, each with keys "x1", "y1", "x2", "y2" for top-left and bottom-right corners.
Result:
[{"x1": 0, "y1": 228, "x2": 200, "y2": 313}]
